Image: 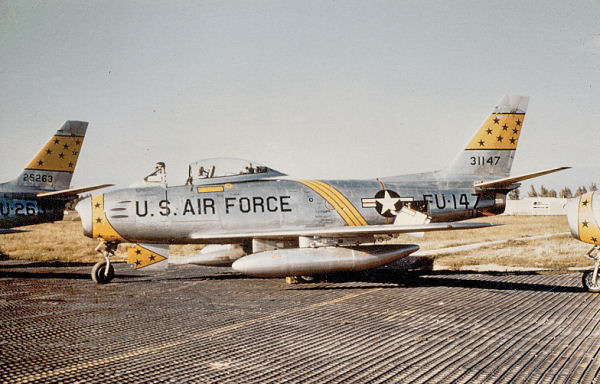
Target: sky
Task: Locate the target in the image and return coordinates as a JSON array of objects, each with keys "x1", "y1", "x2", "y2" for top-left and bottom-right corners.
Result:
[{"x1": 1, "y1": 0, "x2": 599, "y2": 191}]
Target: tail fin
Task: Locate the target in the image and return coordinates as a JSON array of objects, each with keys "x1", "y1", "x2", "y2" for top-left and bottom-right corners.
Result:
[
  {"x1": 13, "y1": 121, "x2": 88, "y2": 191},
  {"x1": 444, "y1": 95, "x2": 529, "y2": 180}
]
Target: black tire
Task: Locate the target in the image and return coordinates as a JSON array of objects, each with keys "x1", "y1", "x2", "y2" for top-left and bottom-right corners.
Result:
[
  {"x1": 91, "y1": 261, "x2": 115, "y2": 284},
  {"x1": 582, "y1": 271, "x2": 600, "y2": 293}
]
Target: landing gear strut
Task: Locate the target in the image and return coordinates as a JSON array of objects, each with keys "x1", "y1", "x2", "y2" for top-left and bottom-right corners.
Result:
[
  {"x1": 285, "y1": 275, "x2": 318, "y2": 284},
  {"x1": 582, "y1": 246, "x2": 600, "y2": 293},
  {"x1": 91, "y1": 240, "x2": 118, "y2": 284}
]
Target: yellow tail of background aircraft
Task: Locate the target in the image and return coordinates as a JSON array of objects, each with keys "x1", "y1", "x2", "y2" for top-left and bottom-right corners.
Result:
[{"x1": 0, "y1": 121, "x2": 112, "y2": 234}]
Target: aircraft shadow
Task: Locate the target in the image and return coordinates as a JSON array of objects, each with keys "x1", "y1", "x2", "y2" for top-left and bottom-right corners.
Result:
[
  {"x1": 0, "y1": 261, "x2": 142, "y2": 281},
  {"x1": 0, "y1": 270, "x2": 144, "y2": 281},
  {"x1": 1, "y1": 270, "x2": 93, "y2": 280},
  {"x1": 0, "y1": 261, "x2": 96, "y2": 269},
  {"x1": 290, "y1": 270, "x2": 584, "y2": 293},
  {"x1": 0, "y1": 262, "x2": 584, "y2": 293}
]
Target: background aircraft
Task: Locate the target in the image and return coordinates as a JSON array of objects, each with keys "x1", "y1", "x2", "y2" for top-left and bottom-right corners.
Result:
[
  {"x1": 76, "y1": 95, "x2": 568, "y2": 284},
  {"x1": 565, "y1": 192, "x2": 600, "y2": 292},
  {"x1": 0, "y1": 121, "x2": 111, "y2": 234}
]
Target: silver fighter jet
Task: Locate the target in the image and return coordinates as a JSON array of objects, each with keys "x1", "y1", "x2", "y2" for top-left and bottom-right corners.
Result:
[
  {"x1": 1, "y1": 121, "x2": 111, "y2": 234},
  {"x1": 76, "y1": 95, "x2": 568, "y2": 284}
]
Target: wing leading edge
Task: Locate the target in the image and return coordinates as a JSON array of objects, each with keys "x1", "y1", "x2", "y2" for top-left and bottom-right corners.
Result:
[
  {"x1": 474, "y1": 167, "x2": 570, "y2": 189},
  {"x1": 190, "y1": 222, "x2": 500, "y2": 242}
]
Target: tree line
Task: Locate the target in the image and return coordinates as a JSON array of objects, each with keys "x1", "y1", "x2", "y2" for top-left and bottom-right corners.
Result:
[{"x1": 508, "y1": 183, "x2": 598, "y2": 200}]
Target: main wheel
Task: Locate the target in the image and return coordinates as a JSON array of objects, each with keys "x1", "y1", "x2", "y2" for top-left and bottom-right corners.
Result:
[
  {"x1": 582, "y1": 271, "x2": 600, "y2": 293},
  {"x1": 91, "y1": 260, "x2": 115, "y2": 284}
]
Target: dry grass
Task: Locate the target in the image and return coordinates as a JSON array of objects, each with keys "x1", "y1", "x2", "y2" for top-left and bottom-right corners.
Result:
[
  {"x1": 390, "y1": 215, "x2": 570, "y2": 250},
  {"x1": 387, "y1": 215, "x2": 593, "y2": 270},
  {"x1": 0, "y1": 213, "x2": 594, "y2": 270},
  {"x1": 431, "y1": 235, "x2": 591, "y2": 271},
  {"x1": 0, "y1": 219, "x2": 101, "y2": 263}
]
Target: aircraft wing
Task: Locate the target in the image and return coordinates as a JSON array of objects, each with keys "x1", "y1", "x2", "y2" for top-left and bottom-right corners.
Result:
[
  {"x1": 0, "y1": 228, "x2": 30, "y2": 235},
  {"x1": 37, "y1": 184, "x2": 114, "y2": 198},
  {"x1": 474, "y1": 167, "x2": 570, "y2": 189},
  {"x1": 190, "y1": 221, "x2": 499, "y2": 241}
]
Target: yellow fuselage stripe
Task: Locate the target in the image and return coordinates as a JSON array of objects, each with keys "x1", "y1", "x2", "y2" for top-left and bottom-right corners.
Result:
[
  {"x1": 312, "y1": 181, "x2": 368, "y2": 226},
  {"x1": 92, "y1": 194, "x2": 127, "y2": 242},
  {"x1": 297, "y1": 180, "x2": 367, "y2": 226},
  {"x1": 300, "y1": 180, "x2": 356, "y2": 225},
  {"x1": 578, "y1": 192, "x2": 600, "y2": 245},
  {"x1": 197, "y1": 186, "x2": 224, "y2": 193}
]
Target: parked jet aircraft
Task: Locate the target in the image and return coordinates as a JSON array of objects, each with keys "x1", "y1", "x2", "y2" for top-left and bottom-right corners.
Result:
[
  {"x1": 566, "y1": 192, "x2": 600, "y2": 292},
  {"x1": 76, "y1": 95, "x2": 568, "y2": 284},
  {"x1": 0, "y1": 121, "x2": 111, "y2": 234}
]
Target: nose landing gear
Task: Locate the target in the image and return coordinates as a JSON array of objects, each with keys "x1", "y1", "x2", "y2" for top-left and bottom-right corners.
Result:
[
  {"x1": 91, "y1": 240, "x2": 119, "y2": 284},
  {"x1": 582, "y1": 246, "x2": 600, "y2": 293}
]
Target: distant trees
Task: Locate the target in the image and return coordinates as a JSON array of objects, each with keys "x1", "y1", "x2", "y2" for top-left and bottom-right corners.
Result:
[
  {"x1": 513, "y1": 183, "x2": 598, "y2": 200},
  {"x1": 527, "y1": 185, "x2": 538, "y2": 197},
  {"x1": 527, "y1": 185, "x2": 558, "y2": 198},
  {"x1": 575, "y1": 186, "x2": 588, "y2": 196},
  {"x1": 559, "y1": 187, "x2": 573, "y2": 198}
]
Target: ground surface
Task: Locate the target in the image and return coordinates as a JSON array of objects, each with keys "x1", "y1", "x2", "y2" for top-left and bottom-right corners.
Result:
[{"x1": 2, "y1": 262, "x2": 599, "y2": 384}]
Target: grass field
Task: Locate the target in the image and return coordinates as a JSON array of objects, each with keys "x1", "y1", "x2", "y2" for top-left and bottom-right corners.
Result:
[{"x1": 0, "y1": 213, "x2": 594, "y2": 270}]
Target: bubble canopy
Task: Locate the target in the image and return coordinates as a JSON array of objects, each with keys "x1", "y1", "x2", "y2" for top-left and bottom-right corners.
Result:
[{"x1": 188, "y1": 157, "x2": 286, "y2": 183}]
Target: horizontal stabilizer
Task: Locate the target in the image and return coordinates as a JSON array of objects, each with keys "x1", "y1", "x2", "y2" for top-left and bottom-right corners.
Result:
[
  {"x1": 37, "y1": 184, "x2": 114, "y2": 198},
  {"x1": 127, "y1": 243, "x2": 169, "y2": 270},
  {"x1": 474, "y1": 167, "x2": 571, "y2": 189},
  {"x1": 191, "y1": 221, "x2": 500, "y2": 242},
  {"x1": 0, "y1": 228, "x2": 30, "y2": 235}
]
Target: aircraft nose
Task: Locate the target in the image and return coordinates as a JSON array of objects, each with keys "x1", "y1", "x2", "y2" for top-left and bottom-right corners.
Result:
[
  {"x1": 565, "y1": 197, "x2": 580, "y2": 240},
  {"x1": 75, "y1": 197, "x2": 93, "y2": 238}
]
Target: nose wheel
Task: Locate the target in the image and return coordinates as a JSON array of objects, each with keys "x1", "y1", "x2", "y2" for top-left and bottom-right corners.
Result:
[
  {"x1": 92, "y1": 240, "x2": 119, "y2": 284},
  {"x1": 583, "y1": 246, "x2": 600, "y2": 293}
]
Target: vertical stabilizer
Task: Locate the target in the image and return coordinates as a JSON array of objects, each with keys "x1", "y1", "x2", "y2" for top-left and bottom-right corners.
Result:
[
  {"x1": 13, "y1": 121, "x2": 88, "y2": 191},
  {"x1": 444, "y1": 95, "x2": 528, "y2": 180}
]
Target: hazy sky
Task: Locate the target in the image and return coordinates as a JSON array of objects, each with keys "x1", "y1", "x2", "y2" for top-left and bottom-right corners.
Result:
[{"x1": 1, "y1": 1, "x2": 598, "y2": 190}]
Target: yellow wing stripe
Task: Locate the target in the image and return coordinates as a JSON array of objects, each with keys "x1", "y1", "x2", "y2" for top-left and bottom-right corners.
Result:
[
  {"x1": 465, "y1": 113, "x2": 525, "y2": 150},
  {"x1": 92, "y1": 194, "x2": 127, "y2": 242},
  {"x1": 26, "y1": 135, "x2": 85, "y2": 172},
  {"x1": 297, "y1": 180, "x2": 367, "y2": 226},
  {"x1": 578, "y1": 192, "x2": 600, "y2": 245}
]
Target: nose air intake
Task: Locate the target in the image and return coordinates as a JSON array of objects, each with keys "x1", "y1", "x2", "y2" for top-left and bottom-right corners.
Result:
[
  {"x1": 565, "y1": 197, "x2": 581, "y2": 240},
  {"x1": 75, "y1": 197, "x2": 93, "y2": 237}
]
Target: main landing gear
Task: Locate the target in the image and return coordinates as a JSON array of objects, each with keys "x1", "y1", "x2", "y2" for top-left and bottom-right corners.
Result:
[
  {"x1": 582, "y1": 246, "x2": 600, "y2": 293},
  {"x1": 285, "y1": 275, "x2": 318, "y2": 284},
  {"x1": 91, "y1": 240, "x2": 119, "y2": 284}
]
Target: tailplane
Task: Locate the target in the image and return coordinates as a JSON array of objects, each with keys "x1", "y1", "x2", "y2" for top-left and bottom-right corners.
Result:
[
  {"x1": 12, "y1": 121, "x2": 88, "y2": 191},
  {"x1": 443, "y1": 95, "x2": 529, "y2": 180}
]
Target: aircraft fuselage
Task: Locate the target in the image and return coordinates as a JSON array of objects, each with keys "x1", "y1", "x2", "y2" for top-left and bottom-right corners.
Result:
[
  {"x1": 84, "y1": 178, "x2": 502, "y2": 244},
  {"x1": 0, "y1": 189, "x2": 66, "y2": 229}
]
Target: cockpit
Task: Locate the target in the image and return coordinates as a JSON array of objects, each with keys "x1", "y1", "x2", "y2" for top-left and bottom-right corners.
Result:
[
  {"x1": 143, "y1": 158, "x2": 286, "y2": 186},
  {"x1": 188, "y1": 158, "x2": 286, "y2": 184}
]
